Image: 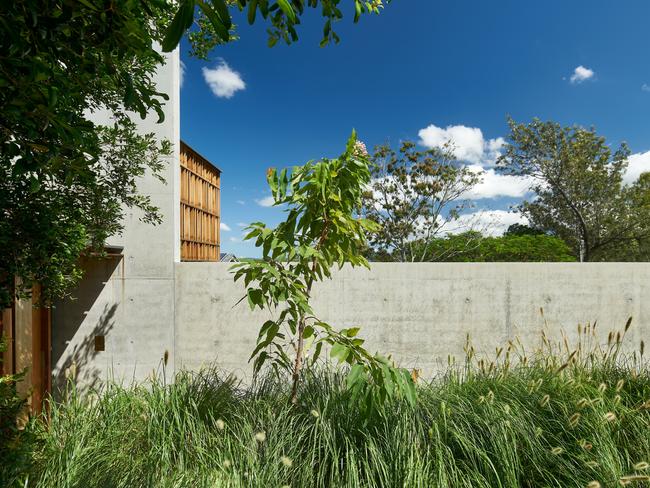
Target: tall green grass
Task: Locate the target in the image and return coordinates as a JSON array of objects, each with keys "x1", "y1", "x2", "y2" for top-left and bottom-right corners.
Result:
[{"x1": 11, "y1": 321, "x2": 650, "y2": 487}]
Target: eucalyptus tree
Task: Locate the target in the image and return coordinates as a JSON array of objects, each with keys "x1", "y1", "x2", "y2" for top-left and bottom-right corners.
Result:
[
  {"x1": 361, "y1": 141, "x2": 480, "y2": 262},
  {"x1": 497, "y1": 118, "x2": 650, "y2": 262},
  {"x1": 232, "y1": 133, "x2": 415, "y2": 412}
]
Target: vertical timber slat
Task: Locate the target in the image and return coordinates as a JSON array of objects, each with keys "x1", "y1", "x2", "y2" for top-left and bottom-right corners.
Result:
[{"x1": 180, "y1": 141, "x2": 221, "y2": 261}]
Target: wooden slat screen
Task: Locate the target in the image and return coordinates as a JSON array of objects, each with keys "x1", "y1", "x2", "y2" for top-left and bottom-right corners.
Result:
[{"x1": 180, "y1": 142, "x2": 221, "y2": 261}]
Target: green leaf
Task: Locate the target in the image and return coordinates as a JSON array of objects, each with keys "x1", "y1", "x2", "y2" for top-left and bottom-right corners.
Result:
[
  {"x1": 399, "y1": 368, "x2": 417, "y2": 405},
  {"x1": 346, "y1": 363, "x2": 365, "y2": 389},
  {"x1": 247, "y1": 0, "x2": 258, "y2": 24},
  {"x1": 303, "y1": 325, "x2": 314, "y2": 338},
  {"x1": 354, "y1": 0, "x2": 362, "y2": 22},
  {"x1": 330, "y1": 343, "x2": 349, "y2": 363},
  {"x1": 247, "y1": 288, "x2": 263, "y2": 309},
  {"x1": 311, "y1": 341, "x2": 323, "y2": 365},
  {"x1": 210, "y1": 0, "x2": 232, "y2": 28},
  {"x1": 162, "y1": 0, "x2": 196, "y2": 52},
  {"x1": 276, "y1": 0, "x2": 296, "y2": 23},
  {"x1": 197, "y1": 0, "x2": 230, "y2": 42},
  {"x1": 345, "y1": 327, "x2": 360, "y2": 338}
]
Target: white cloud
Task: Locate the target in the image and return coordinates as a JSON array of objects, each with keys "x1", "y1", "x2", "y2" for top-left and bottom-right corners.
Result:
[
  {"x1": 463, "y1": 165, "x2": 534, "y2": 200},
  {"x1": 220, "y1": 222, "x2": 231, "y2": 231},
  {"x1": 180, "y1": 60, "x2": 186, "y2": 88},
  {"x1": 624, "y1": 151, "x2": 650, "y2": 184},
  {"x1": 570, "y1": 65, "x2": 595, "y2": 84},
  {"x1": 255, "y1": 195, "x2": 275, "y2": 207},
  {"x1": 237, "y1": 222, "x2": 247, "y2": 228},
  {"x1": 202, "y1": 59, "x2": 246, "y2": 98},
  {"x1": 444, "y1": 210, "x2": 528, "y2": 237},
  {"x1": 236, "y1": 199, "x2": 245, "y2": 205},
  {"x1": 229, "y1": 236, "x2": 240, "y2": 243},
  {"x1": 418, "y1": 124, "x2": 504, "y2": 165},
  {"x1": 642, "y1": 84, "x2": 650, "y2": 92}
]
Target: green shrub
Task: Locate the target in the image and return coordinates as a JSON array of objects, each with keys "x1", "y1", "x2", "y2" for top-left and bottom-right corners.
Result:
[{"x1": 0, "y1": 336, "x2": 33, "y2": 488}]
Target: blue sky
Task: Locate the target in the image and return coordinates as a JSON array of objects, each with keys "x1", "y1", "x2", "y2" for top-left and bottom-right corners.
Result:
[{"x1": 180, "y1": 0, "x2": 650, "y2": 257}]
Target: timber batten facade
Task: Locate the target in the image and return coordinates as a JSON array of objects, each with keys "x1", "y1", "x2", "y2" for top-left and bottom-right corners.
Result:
[{"x1": 180, "y1": 141, "x2": 221, "y2": 261}]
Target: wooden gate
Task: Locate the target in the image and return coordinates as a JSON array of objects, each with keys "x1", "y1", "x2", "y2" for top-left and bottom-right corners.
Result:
[{"x1": 180, "y1": 141, "x2": 221, "y2": 261}]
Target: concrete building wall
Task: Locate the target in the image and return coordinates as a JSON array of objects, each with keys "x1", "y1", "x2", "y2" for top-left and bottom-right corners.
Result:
[
  {"x1": 175, "y1": 262, "x2": 649, "y2": 381},
  {"x1": 51, "y1": 48, "x2": 181, "y2": 392},
  {"x1": 48, "y1": 47, "x2": 649, "y2": 391}
]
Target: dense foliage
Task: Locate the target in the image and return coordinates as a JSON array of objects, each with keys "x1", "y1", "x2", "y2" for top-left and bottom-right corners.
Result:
[
  {"x1": 0, "y1": 0, "x2": 173, "y2": 307},
  {"x1": 232, "y1": 133, "x2": 414, "y2": 411},
  {"x1": 163, "y1": 0, "x2": 388, "y2": 53},
  {"x1": 497, "y1": 118, "x2": 650, "y2": 262},
  {"x1": 401, "y1": 231, "x2": 577, "y2": 262},
  {"x1": 6, "y1": 323, "x2": 649, "y2": 487},
  {"x1": 0, "y1": 338, "x2": 33, "y2": 486}
]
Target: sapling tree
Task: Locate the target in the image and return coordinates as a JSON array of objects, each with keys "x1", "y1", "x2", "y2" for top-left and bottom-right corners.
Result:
[{"x1": 232, "y1": 132, "x2": 415, "y2": 412}]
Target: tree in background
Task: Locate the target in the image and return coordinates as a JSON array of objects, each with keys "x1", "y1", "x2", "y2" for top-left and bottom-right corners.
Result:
[
  {"x1": 361, "y1": 141, "x2": 480, "y2": 262},
  {"x1": 605, "y1": 172, "x2": 650, "y2": 261},
  {"x1": 0, "y1": 0, "x2": 392, "y2": 307},
  {"x1": 408, "y1": 229, "x2": 575, "y2": 262},
  {"x1": 497, "y1": 118, "x2": 650, "y2": 262}
]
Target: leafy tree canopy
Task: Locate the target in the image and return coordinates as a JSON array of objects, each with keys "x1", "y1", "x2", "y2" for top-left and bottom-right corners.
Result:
[
  {"x1": 164, "y1": 0, "x2": 388, "y2": 54},
  {"x1": 0, "y1": 1, "x2": 174, "y2": 307},
  {"x1": 497, "y1": 118, "x2": 650, "y2": 262},
  {"x1": 361, "y1": 141, "x2": 480, "y2": 262}
]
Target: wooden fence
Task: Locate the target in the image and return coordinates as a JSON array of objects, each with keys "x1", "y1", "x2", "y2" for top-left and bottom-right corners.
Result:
[{"x1": 180, "y1": 142, "x2": 221, "y2": 261}]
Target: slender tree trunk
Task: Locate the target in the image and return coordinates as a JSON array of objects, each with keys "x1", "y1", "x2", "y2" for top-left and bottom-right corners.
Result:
[
  {"x1": 289, "y1": 222, "x2": 325, "y2": 405},
  {"x1": 290, "y1": 316, "x2": 305, "y2": 404}
]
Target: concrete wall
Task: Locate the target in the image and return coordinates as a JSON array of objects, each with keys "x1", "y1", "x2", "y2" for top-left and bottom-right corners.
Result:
[
  {"x1": 48, "y1": 46, "x2": 649, "y2": 391},
  {"x1": 175, "y1": 262, "x2": 649, "y2": 381},
  {"x1": 51, "y1": 48, "x2": 181, "y2": 392}
]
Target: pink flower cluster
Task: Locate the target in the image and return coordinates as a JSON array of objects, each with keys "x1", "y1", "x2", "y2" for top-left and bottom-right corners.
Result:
[{"x1": 353, "y1": 140, "x2": 369, "y2": 157}]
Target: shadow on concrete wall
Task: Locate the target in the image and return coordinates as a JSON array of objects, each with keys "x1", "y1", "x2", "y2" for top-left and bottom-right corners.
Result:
[{"x1": 51, "y1": 256, "x2": 121, "y2": 397}]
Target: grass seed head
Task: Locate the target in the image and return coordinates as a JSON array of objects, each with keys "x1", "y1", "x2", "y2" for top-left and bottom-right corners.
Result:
[
  {"x1": 216, "y1": 419, "x2": 225, "y2": 430},
  {"x1": 569, "y1": 413, "x2": 581, "y2": 428},
  {"x1": 633, "y1": 462, "x2": 649, "y2": 471},
  {"x1": 620, "y1": 475, "x2": 650, "y2": 485},
  {"x1": 598, "y1": 383, "x2": 607, "y2": 394},
  {"x1": 540, "y1": 394, "x2": 550, "y2": 408},
  {"x1": 579, "y1": 439, "x2": 593, "y2": 451},
  {"x1": 586, "y1": 481, "x2": 601, "y2": 488},
  {"x1": 551, "y1": 447, "x2": 564, "y2": 455},
  {"x1": 585, "y1": 461, "x2": 599, "y2": 468},
  {"x1": 616, "y1": 379, "x2": 625, "y2": 392},
  {"x1": 280, "y1": 456, "x2": 293, "y2": 467},
  {"x1": 604, "y1": 412, "x2": 617, "y2": 422},
  {"x1": 222, "y1": 459, "x2": 231, "y2": 468},
  {"x1": 310, "y1": 409, "x2": 320, "y2": 418},
  {"x1": 254, "y1": 431, "x2": 267, "y2": 443}
]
